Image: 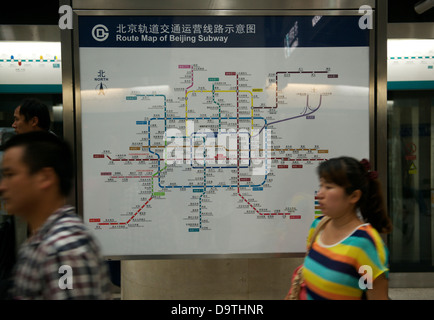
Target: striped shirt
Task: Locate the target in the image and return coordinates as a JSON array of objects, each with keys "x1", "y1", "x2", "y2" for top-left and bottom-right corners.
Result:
[
  {"x1": 11, "y1": 206, "x2": 111, "y2": 300},
  {"x1": 303, "y1": 216, "x2": 389, "y2": 300}
]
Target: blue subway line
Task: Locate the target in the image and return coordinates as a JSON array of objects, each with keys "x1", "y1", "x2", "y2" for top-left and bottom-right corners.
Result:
[
  {"x1": 131, "y1": 94, "x2": 270, "y2": 232},
  {"x1": 141, "y1": 116, "x2": 269, "y2": 190}
]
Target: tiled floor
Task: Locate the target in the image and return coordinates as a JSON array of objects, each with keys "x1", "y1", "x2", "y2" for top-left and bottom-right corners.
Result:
[
  {"x1": 111, "y1": 284, "x2": 434, "y2": 300},
  {"x1": 389, "y1": 288, "x2": 434, "y2": 300}
]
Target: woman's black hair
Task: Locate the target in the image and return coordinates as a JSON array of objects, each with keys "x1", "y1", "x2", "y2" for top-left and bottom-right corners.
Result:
[{"x1": 317, "y1": 156, "x2": 392, "y2": 234}]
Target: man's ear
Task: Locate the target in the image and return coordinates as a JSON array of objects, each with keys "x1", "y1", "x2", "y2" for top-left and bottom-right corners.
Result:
[
  {"x1": 29, "y1": 116, "x2": 40, "y2": 128},
  {"x1": 35, "y1": 167, "x2": 57, "y2": 190}
]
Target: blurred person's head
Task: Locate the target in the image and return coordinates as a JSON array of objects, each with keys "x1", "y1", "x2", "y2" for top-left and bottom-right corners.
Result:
[
  {"x1": 0, "y1": 131, "x2": 73, "y2": 231},
  {"x1": 12, "y1": 98, "x2": 51, "y2": 134}
]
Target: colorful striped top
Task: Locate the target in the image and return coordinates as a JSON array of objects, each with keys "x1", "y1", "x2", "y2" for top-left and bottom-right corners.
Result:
[{"x1": 303, "y1": 216, "x2": 389, "y2": 300}]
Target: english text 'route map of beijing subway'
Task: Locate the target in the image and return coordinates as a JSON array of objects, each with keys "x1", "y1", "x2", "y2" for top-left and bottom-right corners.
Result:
[{"x1": 78, "y1": 15, "x2": 370, "y2": 257}]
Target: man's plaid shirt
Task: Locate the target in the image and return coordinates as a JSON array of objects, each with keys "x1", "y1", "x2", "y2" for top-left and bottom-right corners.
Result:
[{"x1": 10, "y1": 206, "x2": 111, "y2": 299}]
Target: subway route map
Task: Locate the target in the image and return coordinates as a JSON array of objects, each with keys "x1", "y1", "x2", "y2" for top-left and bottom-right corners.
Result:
[{"x1": 78, "y1": 16, "x2": 370, "y2": 257}]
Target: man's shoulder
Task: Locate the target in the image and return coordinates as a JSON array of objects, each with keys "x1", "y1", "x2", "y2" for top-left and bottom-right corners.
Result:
[{"x1": 41, "y1": 207, "x2": 99, "y2": 255}]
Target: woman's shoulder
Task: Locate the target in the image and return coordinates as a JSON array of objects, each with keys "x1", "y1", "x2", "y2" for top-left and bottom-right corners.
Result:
[
  {"x1": 354, "y1": 223, "x2": 383, "y2": 241},
  {"x1": 348, "y1": 223, "x2": 387, "y2": 253},
  {"x1": 306, "y1": 215, "x2": 329, "y2": 245},
  {"x1": 310, "y1": 215, "x2": 326, "y2": 229},
  {"x1": 309, "y1": 215, "x2": 332, "y2": 233}
]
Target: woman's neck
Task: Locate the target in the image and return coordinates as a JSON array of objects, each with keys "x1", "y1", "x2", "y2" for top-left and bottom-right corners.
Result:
[
  {"x1": 320, "y1": 211, "x2": 365, "y2": 246},
  {"x1": 329, "y1": 211, "x2": 363, "y2": 229}
]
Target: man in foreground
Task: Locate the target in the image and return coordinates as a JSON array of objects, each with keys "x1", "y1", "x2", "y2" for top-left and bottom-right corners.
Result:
[{"x1": 0, "y1": 131, "x2": 111, "y2": 299}]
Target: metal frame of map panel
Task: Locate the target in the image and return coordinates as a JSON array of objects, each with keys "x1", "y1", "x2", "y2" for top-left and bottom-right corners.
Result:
[
  {"x1": 71, "y1": 0, "x2": 376, "y2": 11},
  {"x1": 375, "y1": 0, "x2": 388, "y2": 227},
  {"x1": 62, "y1": 6, "x2": 383, "y2": 260}
]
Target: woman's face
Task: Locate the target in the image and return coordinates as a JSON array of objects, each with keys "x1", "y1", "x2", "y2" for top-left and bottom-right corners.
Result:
[{"x1": 316, "y1": 178, "x2": 359, "y2": 218}]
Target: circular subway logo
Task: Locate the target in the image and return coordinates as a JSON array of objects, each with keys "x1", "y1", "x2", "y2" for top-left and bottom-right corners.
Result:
[{"x1": 92, "y1": 24, "x2": 109, "y2": 42}]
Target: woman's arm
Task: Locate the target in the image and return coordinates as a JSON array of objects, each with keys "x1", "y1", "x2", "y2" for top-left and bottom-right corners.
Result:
[{"x1": 366, "y1": 273, "x2": 389, "y2": 300}]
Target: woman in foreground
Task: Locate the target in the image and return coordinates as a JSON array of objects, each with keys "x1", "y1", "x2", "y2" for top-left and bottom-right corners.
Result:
[{"x1": 303, "y1": 157, "x2": 392, "y2": 300}]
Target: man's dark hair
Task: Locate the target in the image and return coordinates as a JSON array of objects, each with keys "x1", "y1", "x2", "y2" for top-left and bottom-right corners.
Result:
[
  {"x1": 18, "y1": 98, "x2": 51, "y2": 131},
  {"x1": 1, "y1": 131, "x2": 74, "y2": 197}
]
